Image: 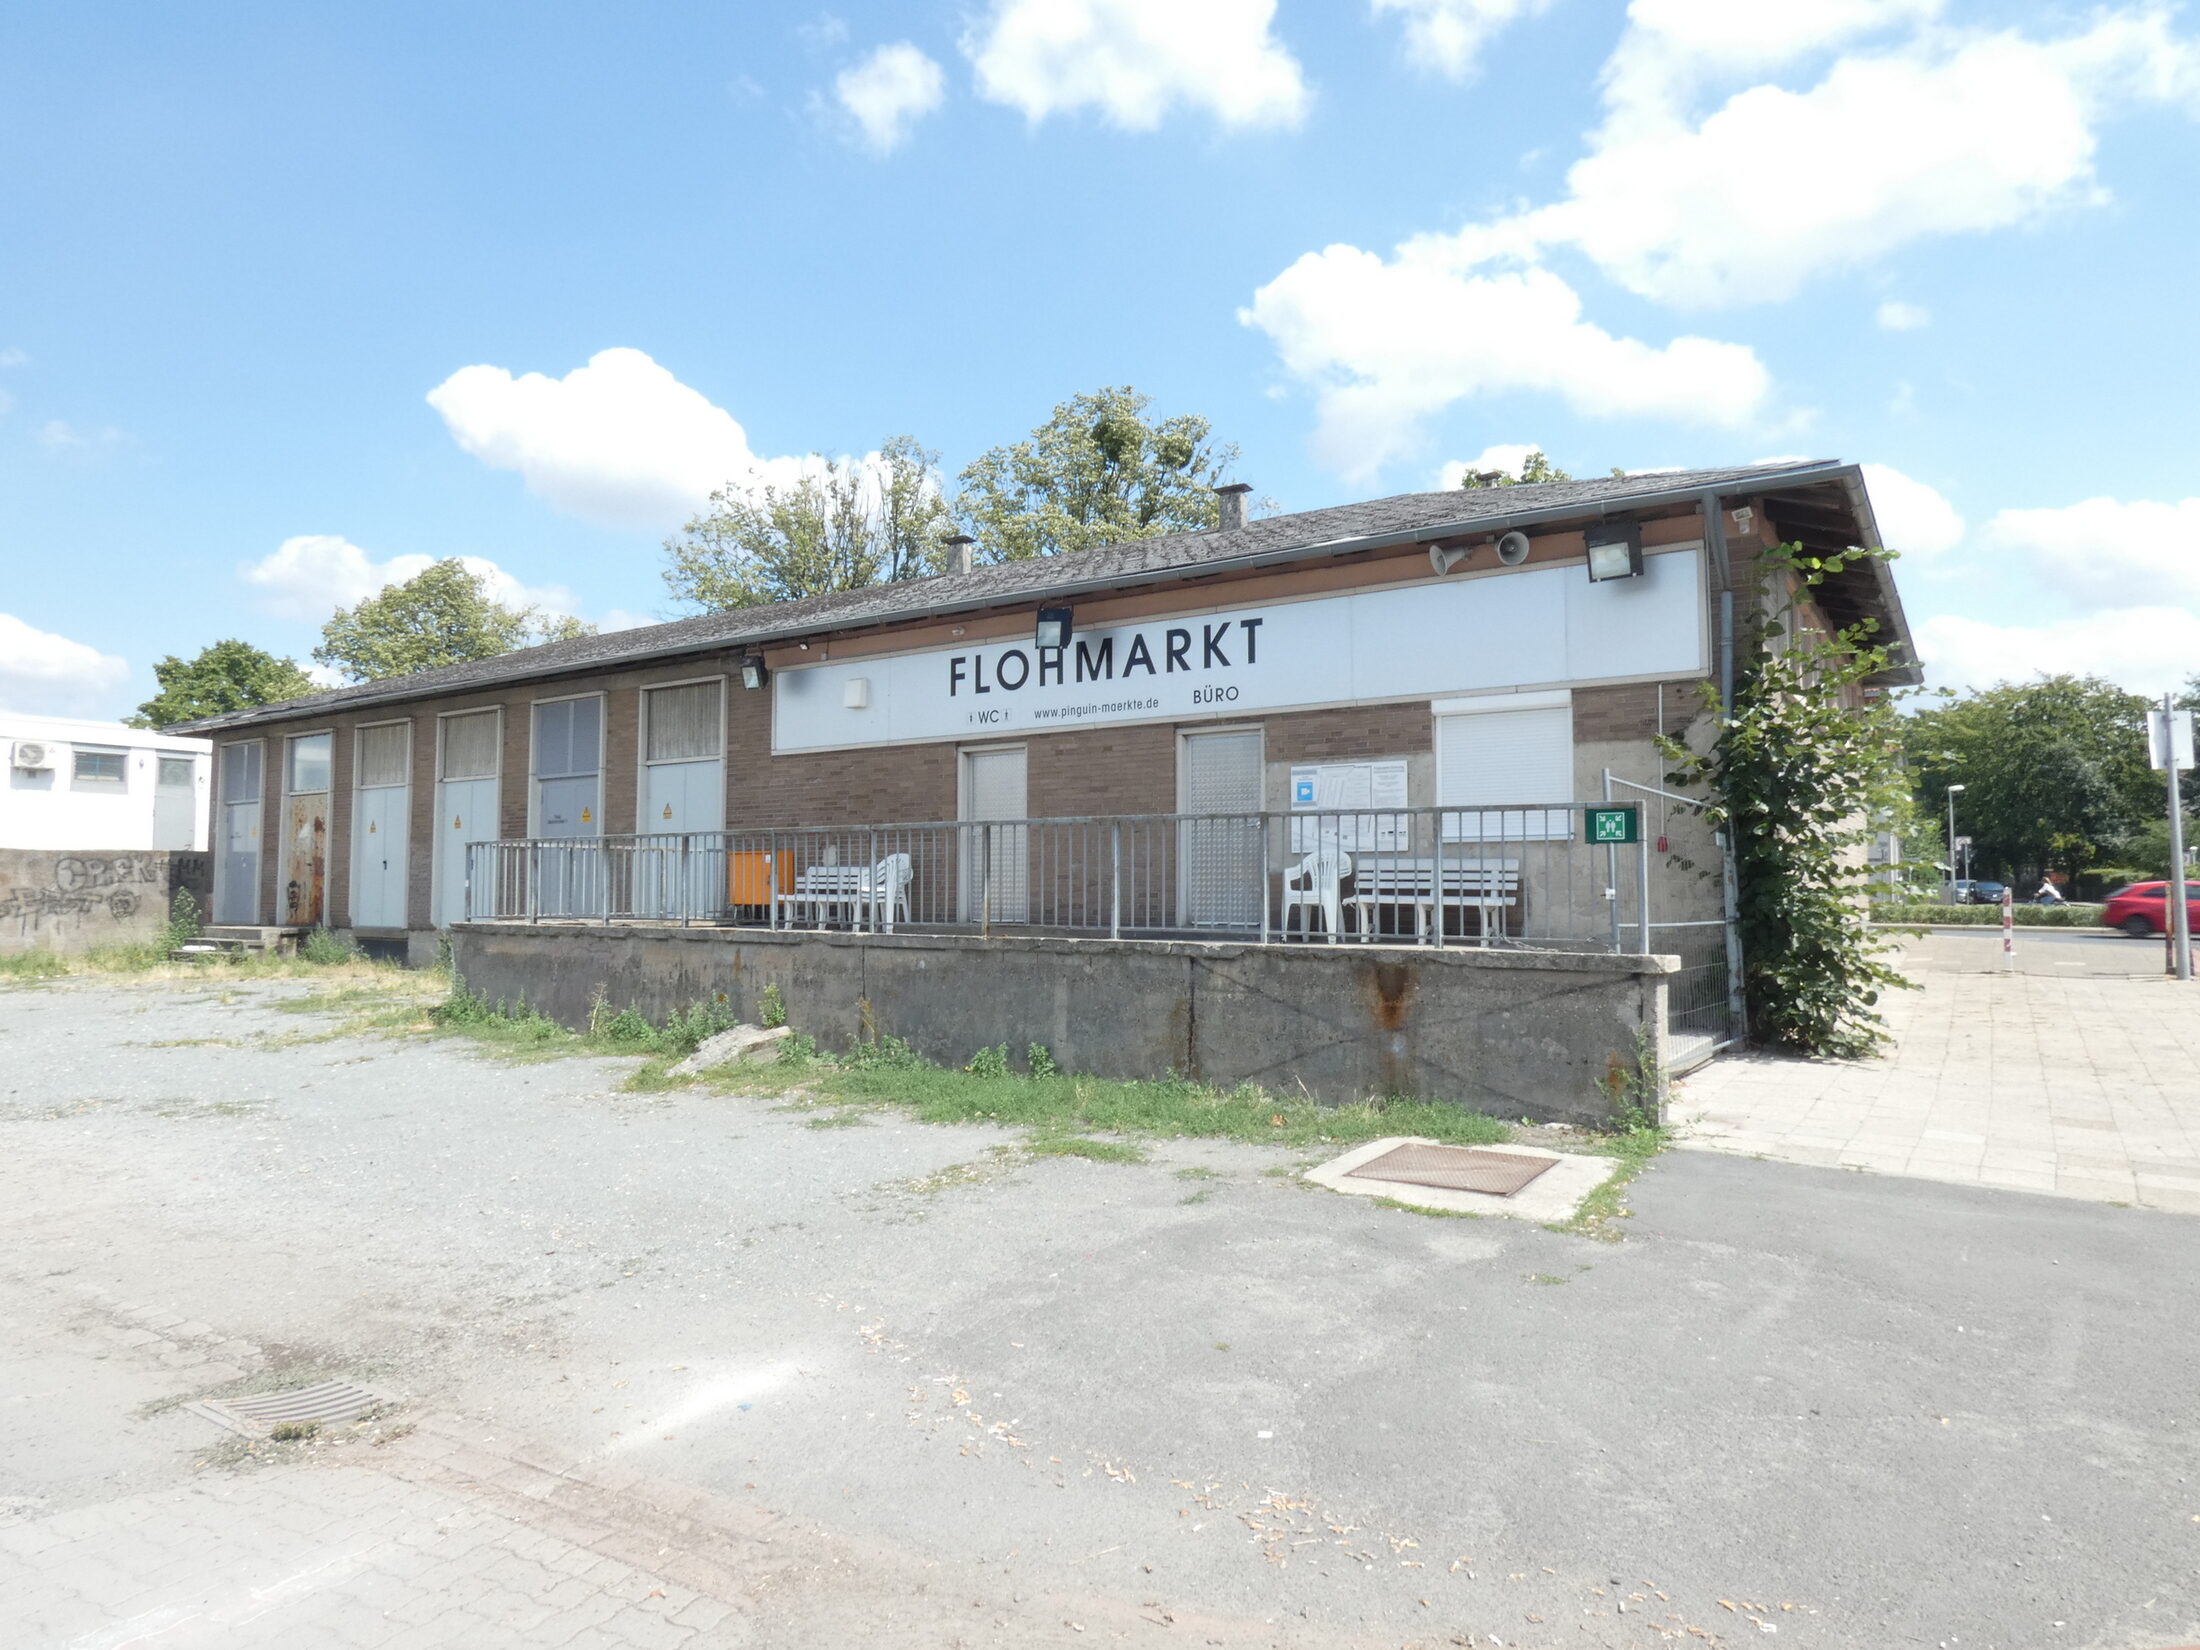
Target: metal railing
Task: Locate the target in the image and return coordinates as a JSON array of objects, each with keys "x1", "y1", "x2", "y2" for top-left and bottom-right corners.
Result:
[{"x1": 464, "y1": 803, "x2": 1724, "y2": 954}]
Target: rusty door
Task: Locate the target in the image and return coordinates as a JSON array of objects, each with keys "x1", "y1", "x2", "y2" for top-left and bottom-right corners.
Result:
[{"x1": 282, "y1": 732, "x2": 333, "y2": 928}]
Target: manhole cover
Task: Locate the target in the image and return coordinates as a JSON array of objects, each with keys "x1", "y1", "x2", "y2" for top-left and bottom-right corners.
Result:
[
  {"x1": 1344, "y1": 1143, "x2": 1556, "y2": 1197},
  {"x1": 188, "y1": 1380, "x2": 388, "y2": 1438}
]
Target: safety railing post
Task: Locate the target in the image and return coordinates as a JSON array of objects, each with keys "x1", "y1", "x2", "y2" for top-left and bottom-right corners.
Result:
[
  {"x1": 1110, "y1": 821, "x2": 1121, "y2": 940},
  {"x1": 1637, "y1": 832, "x2": 1652, "y2": 955}
]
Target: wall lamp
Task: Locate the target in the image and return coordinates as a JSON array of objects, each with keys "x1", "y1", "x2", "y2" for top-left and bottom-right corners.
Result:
[
  {"x1": 740, "y1": 655, "x2": 769, "y2": 690},
  {"x1": 1035, "y1": 606, "x2": 1073, "y2": 650},
  {"x1": 1585, "y1": 522, "x2": 1644, "y2": 582}
]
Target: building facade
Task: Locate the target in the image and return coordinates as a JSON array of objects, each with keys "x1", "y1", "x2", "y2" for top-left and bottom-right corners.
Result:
[
  {"x1": 2, "y1": 714, "x2": 210, "y2": 853},
  {"x1": 177, "y1": 462, "x2": 1916, "y2": 956}
]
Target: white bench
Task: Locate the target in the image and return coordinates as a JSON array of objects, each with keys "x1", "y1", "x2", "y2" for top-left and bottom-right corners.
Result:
[
  {"x1": 1346, "y1": 857, "x2": 1521, "y2": 942},
  {"x1": 775, "y1": 856, "x2": 911, "y2": 931}
]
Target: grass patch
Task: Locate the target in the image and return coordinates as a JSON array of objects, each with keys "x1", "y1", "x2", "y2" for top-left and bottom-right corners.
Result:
[
  {"x1": 0, "y1": 941, "x2": 412, "y2": 990},
  {"x1": 1371, "y1": 1195, "x2": 1482, "y2": 1220},
  {"x1": 1027, "y1": 1135, "x2": 1145, "y2": 1164},
  {"x1": 804, "y1": 1109, "x2": 871, "y2": 1129},
  {"x1": 1180, "y1": 1188, "x2": 1215, "y2": 1205},
  {"x1": 1552, "y1": 1124, "x2": 1668, "y2": 1241},
  {"x1": 783, "y1": 1053, "x2": 1513, "y2": 1152},
  {"x1": 1173, "y1": 1166, "x2": 1221, "y2": 1181}
]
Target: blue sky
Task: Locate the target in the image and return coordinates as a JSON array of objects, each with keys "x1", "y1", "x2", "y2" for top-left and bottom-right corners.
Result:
[{"x1": 5, "y1": 0, "x2": 2199, "y2": 720}]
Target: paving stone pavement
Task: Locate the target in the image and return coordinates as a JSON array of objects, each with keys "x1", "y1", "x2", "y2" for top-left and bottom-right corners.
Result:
[{"x1": 1672, "y1": 933, "x2": 2200, "y2": 1212}]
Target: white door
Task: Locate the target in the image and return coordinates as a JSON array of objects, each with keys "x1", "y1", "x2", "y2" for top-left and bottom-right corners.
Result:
[
  {"x1": 153, "y1": 755, "x2": 197, "y2": 852},
  {"x1": 1179, "y1": 729, "x2": 1265, "y2": 928},
  {"x1": 216, "y1": 743, "x2": 262, "y2": 924},
  {"x1": 960, "y1": 746, "x2": 1027, "y2": 923},
  {"x1": 434, "y1": 710, "x2": 501, "y2": 927},
  {"x1": 639, "y1": 682, "x2": 725, "y2": 918},
  {"x1": 534, "y1": 698, "x2": 602, "y2": 917},
  {"x1": 351, "y1": 723, "x2": 411, "y2": 929}
]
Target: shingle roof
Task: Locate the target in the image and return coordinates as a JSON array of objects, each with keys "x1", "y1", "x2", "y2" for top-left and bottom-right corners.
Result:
[{"x1": 177, "y1": 459, "x2": 1888, "y2": 731}]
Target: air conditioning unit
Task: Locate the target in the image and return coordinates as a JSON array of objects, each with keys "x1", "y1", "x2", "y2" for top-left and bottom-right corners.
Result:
[{"x1": 11, "y1": 741, "x2": 54, "y2": 771}]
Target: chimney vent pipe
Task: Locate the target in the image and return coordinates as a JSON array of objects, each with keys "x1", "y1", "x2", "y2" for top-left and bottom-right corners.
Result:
[
  {"x1": 945, "y1": 534, "x2": 975, "y2": 577},
  {"x1": 1215, "y1": 483, "x2": 1251, "y2": 532}
]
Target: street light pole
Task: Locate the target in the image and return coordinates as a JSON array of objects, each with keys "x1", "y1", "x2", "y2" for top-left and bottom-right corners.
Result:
[
  {"x1": 1945, "y1": 783, "x2": 1966, "y2": 904},
  {"x1": 2160, "y1": 693, "x2": 2191, "y2": 981}
]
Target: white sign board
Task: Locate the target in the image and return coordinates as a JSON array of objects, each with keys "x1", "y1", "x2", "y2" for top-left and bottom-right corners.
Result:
[
  {"x1": 773, "y1": 548, "x2": 1705, "y2": 753},
  {"x1": 2150, "y1": 708, "x2": 2194, "y2": 771},
  {"x1": 1290, "y1": 760, "x2": 1410, "y2": 851}
]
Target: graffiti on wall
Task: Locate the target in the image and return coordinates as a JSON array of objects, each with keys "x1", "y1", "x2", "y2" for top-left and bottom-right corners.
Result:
[{"x1": 0, "y1": 852, "x2": 210, "y2": 943}]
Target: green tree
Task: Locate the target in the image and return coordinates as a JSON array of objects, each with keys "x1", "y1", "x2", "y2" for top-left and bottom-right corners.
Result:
[
  {"x1": 954, "y1": 387, "x2": 1238, "y2": 561},
  {"x1": 315, "y1": 559, "x2": 591, "y2": 683},
  {"x1": 1902, "y1": 676, "x2": 2157, "y2": 883},
  {"x1": 129, "y1": 639, "x2": 319, "y2": 728},
  {"x1": 1457, "y1": 450, "x2": 1573, "y2": 488},
  {"x1": 1664, "y1": 543, "x2": 1912, "y2": 1058},
  {"x1": 662, "y1": 436, "x2": 951, "y2": 612}
]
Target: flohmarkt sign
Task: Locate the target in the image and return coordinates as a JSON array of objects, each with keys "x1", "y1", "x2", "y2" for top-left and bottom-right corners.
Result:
[{"x1": 772, "y1": 548, "x2": 1706, "y2": 753}]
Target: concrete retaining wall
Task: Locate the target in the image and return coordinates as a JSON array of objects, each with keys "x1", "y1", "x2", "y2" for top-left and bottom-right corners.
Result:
[
  {"x1": 0, "y1": 849, "x2": 212, "y2": 955},
  {"x1": 450, "y1": 924, "x2": 1672, "y2": 1126}
]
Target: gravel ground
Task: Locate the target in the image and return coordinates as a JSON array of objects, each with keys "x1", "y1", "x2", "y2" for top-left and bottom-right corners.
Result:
[{"x1": 2, "y1": 973, "x2": 2196, "y2": 1649}]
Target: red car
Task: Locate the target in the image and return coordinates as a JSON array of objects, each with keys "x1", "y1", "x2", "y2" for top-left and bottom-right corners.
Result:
[{"x1": 2102, "y1": 881, "x2": 2200, "y2": 937}]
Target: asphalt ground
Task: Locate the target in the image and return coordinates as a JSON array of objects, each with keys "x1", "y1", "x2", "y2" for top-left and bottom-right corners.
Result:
[
  {"x1": 3, "y1": 976, "x2": 2196, "y2": 1648},
  {"x1": 1898, "y1": 925, "x2": 2177, "y2": 978}
]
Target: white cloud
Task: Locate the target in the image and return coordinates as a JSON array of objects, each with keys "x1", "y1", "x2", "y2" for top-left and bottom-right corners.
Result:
[
  {"x1": 1435, "y1": 444, "x2": 1542, "y2": 488},
  {"x1": 1372, "y1": 0, "x2": 1548, "y2": 79},
  {"x1": 1860, "y1": 463, "x2": 1962, "y2": 556},
  {"x1": 596, "y1": 609, "x2": 659, "y2": 634},
  {"x1": 835, "y1": 42, "x2": 946, "y2": 153},
  {"x1": 0, "y1": 347, "x2": 27, "y2": 369},
  {"x1": 238, "y1": 534, "x2": 580, "y2": 626},
  {"x1": 1438, "y1": 7, "x2": 2198, "y2": 308},
  {"x1": 965, "y1": 0, "x2": 1308, "y2": 130},
  {"x1": 427, "y1": 347, "x2": 813, "y2": 531},
  {"x1": 37, "y1": 419, "x2": 127, "y2": 455},
  {"x1": 1243, "y1": 249, "x2": 1770, "y2": 478},
  {"x1": 1985, "y1": 495, "x2": 2200, "y2": 610},
  {"x1": 0, "y1": 613, "x2": 129, "y2": 716},
  {"x1": 1914, "y1": 609, "x2": 2200, "y2": 698},
  {"x1": 1875, "y1": 299, "x2": 1930, "y2": 330}
]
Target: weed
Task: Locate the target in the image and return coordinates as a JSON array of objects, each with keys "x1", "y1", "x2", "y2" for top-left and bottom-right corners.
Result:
[
  {"x1": 1180, "y1": 1189, "x2": 1215, "y2": 1205},
  {"x1": 301, "y1": 927, "x2": 360, "y2": 966},
  {"x1": 1601, "y1": 1023, "x2": 1668, "y2": 1132},
  {"x1": 268, "y1": 1420, "x2": 321, "y2": 1442},
  {"x1": 1173, "y1": 1166, "x2": 1221, "y2": 1181},
  {"x1": 1026, "y1": 1042, "x2": 1059, "y2": 1078},
  {"x1": 162, "y1": 887, "x2": 204, "y2": 954},
  {"x1": 966, "y1": 1044, "x2": 1010, "y2": 1079},
  {"x1": 0, "y1": 951, "x2": 70, "y2": 983},
  {"x1": 778, "y1": 1031, "x2": 819, "y2": 1065},
  {"x1": 1553, "y1": 1123, "x2": 1668, "y2": 1241},
  {"x1": 1371, "y1": 1195, "x2": 1483, "y2": 1219},
  {"x1": 843, "y1": 1033, "x2": 923, "y2": 1071},
  {"x1": 1028, "y1": 1135, "x2": 1145, "y2": 1164},
  {"x1": 805, "y1": 1110, "x2": 871, "y2": 1129},
  {"x1": 757, "y1": 982, "x2": 787, "y2": 1028},
  {"x1": 1525, "y1": 1273, "x2": 1568, "y2": 1286}
]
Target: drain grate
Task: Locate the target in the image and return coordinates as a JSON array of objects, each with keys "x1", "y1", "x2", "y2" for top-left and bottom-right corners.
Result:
[
  {"x1": 188, "y1": 1380, "x2": 388, "y2": 1438},
  {"x1": 1344, "y1": 1143, "x2": 1557, "y2": 1197}
]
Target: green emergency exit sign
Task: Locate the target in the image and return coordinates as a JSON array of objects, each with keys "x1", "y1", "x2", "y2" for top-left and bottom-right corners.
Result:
[{"x1": 1585, "y1": 806, "x2": 1641, "y2": 845}]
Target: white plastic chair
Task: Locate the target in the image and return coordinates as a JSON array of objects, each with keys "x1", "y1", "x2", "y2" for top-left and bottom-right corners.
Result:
[
  {"x1": 869, "y1": 852, "x2": 912, "y2": 932},
  {"x1": 1282, "y1": 841, "x2": 1352, "y2": 942}
]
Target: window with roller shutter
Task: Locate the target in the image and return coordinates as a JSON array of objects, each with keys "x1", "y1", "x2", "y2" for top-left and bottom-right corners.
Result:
[{"x1": 1433, "y1": 692, "x2": 1574, "y2": 842}]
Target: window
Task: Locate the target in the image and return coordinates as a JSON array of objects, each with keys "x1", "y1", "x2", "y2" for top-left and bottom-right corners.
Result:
[
  {"x1": 158, "y1": 756, "x2": 196, "y2": 788},
  {"x1": 1433, "y1": 691, "x2": 1574, "y2": 841},
  {"x1": 72, "y1": 748, "x2": 127, "y2": 790},
  {"x1": 644, "y1": 682, "x2": 721, "y2": 763},
  {"x1": 356, "y1": 723, "x2": 410, "y2": 788},
  {"x1": 440, "y1": 710, "x2": 500, "y2": 780},
  {"x1": 287, "y1": 732, "x2": 332, "y2": 794},
  {"x1": 221, "y1": 741, "x2": 262, "y2": 800},
  {"x1": 533, "y1": 697, "x2": 601, "y2": 780}
]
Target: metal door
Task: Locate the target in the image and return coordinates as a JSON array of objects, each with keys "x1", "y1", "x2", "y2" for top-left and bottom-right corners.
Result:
[
  {"x1": 216, "y1": 743, "x2": 261, "y2": 924},
  {"x1": 351, "y1": 724, "x2": 410, "y2": 929},
  {"x1": 1179, "y1": 729, "x2": 1264, "y2": 928},
  {"x1": 639, "y1": 682, "x2": 724, "y2": 918},
  {"x1": 960, "y1": 746, "x2": 1027, "y2": 923},
  {"x1": 534, "y1": 698, "x2": 601, "y2": 917},
  {"x1": 434, "y1": 710, "x2": 501, "y2": 927}
]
